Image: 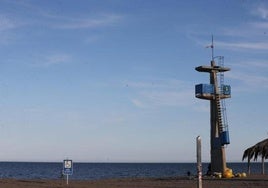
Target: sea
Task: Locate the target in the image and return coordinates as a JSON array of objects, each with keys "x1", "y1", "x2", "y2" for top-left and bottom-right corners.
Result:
[{"x1": 0, "y1": 162, "x2": 266, "y2": 180}]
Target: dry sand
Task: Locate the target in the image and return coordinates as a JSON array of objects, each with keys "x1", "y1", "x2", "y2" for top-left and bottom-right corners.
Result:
[{"x1": 0, "y1": 175, "x2": 268, "y2": 188}]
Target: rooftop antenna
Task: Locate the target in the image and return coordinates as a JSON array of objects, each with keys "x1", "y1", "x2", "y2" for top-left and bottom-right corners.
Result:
[
  {"x1": 211, "y1": 35, "x2": 214, "y2": 60},
  {"x1": 206, "y1": 35, "x2": 214, "y2": 61}
]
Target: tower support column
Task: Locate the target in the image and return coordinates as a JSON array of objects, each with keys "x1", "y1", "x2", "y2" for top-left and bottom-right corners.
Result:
[
  {"x1": 210, "y1": 66, "x2": 227, "y2": 174},
  {"x1": 195, "y1": 56, "x2": 231, "y2": 175}
]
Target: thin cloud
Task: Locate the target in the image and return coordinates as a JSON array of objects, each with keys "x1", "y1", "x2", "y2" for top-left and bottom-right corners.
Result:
[
  {"x1": 217, "y1": 41, "x2": 268, "y2": 51},
  {"x1": 31, "y1": 54, "x2": 72, "y2": 67},
  {"x1": 126, "y1": 79, "x2": 189, "y2": 90},
  {"x1": 141, "y1": 90, "x2": 193, "y2": 107},
  {"x1": 193, "y1": 102, "x2": 209, "y2": 113},
  {"x1": 226, "y1": 59, "x2": 268, "y2": 92},
  {"x1": 131, "y1": 99, "x2": 147, "y2": 108},
  {"x1": 250, "y1": 21, "x2": 268, "y2": 29},
  {"x1": 232, "y1": 60, "x2": 268, "y2": 70},
  {"x1": 0, "y1": 15, "x2": 17, "y2": 31},
  {"x1": 129, "y1": 79, "x2": 194, "y2": 108},
  {"x1": 0, "y1": 14, "x2": 25, "y2": 44},
  {"x1": 251, "y1": 4, "x2": 268, "y2": 19},
  {"x1": 187, "y1": 27, "x2": 268, "y2": 52},
  {"x1": 54, "y1": 14, "x2": 123, "y2": 29},
  {"x1": 85, "y1": 35, "x2": 101, "y2": 43},
  {"x1": 190, "y1": 3, "x2": 268, "y2": 52},
  {"x1": 228, "y1": 71, "x2": 268, "y2": 90},
  {"x1": 0, "y1": 1, "x2": 123, "y2": 30},
  {"x1": 258, "y1": 7, "x2": 268, "y2": 19},
  {"x1": 221, "y1": 23, "x2": 263, "y2": 38},
  {"x1": 46, "y1": 54, "x2": 71, "y2": 66}
]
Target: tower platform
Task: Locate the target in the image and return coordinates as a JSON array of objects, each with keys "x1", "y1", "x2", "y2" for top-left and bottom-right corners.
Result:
[
  {"x1": 195, "y1": 93, "x2": 231, "y2": 100},
  {"x1": 195, "y1": 65, "x2": 230, "y2": 72}
]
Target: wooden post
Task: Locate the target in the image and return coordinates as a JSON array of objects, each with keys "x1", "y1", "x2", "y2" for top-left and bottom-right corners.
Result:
[{"x1": 197, "y1": 136, "x2": 202, "y2": 188}]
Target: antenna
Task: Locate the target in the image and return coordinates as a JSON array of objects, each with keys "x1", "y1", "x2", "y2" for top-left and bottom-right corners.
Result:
[
  {"x1": 211, "y1": 35, "x2": 214, "y2": 60},
  {"x1": 206, "y1": 35, "x2": 214, "y2": 61}
]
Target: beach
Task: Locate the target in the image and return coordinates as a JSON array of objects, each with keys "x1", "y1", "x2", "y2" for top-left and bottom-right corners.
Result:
[{"x1": 0, "y1": 175, "x2": 268, "y2": 188}]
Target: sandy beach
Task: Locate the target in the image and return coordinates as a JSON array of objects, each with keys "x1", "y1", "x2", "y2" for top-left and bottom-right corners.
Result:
[{"x1": 0, "y1": 175, "x2": 268, "y2": 188}]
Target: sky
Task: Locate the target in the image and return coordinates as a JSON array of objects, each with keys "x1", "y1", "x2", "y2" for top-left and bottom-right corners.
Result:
[{"x1": 0, "y1": 0, "x2": 267, "y2": 163}]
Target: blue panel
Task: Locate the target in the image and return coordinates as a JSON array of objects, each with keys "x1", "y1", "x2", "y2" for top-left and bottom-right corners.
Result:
[
  {"x1": 195, "y1": 84, "x2": 214, "y2": 95},
  {"x1": 220, "y1": 131, "x2": 230, "y2": 145},
  {"x1": 222, "y1": 85, "x2": 231, "y2": 95},
  {"x1": 195, "y1": 84, "x2": 202, "y2": 94}
]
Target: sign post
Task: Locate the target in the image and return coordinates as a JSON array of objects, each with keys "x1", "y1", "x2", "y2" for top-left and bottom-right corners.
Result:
[
  {"x1": 63, "y1": 159, "x2": 73, "y2": 185},
  {"x1": 196, "y1": 136, "x2": 202, "y2": 188}
]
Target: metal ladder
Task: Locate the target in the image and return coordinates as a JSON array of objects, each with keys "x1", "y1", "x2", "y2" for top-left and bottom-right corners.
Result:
[
  {"x1": 215, "y1": 94, "x2": 223, "y2": 133},
  {"x1": 218, "y1": 56, "x2": 228, "y2": 131},
  {"x1": 216, "y1": 56, "x2": 229, "y2": 145}
]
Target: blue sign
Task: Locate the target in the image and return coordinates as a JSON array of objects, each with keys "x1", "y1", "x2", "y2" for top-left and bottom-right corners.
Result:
[{"x1": 63, "y1": 160, "x2": 73, "y2": 175}]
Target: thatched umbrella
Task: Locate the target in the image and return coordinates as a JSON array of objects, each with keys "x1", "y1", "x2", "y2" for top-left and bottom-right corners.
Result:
[
  {"x1": 242, "y1": 145, "x2": 256, "y2": 174},
  {"x1": 242, "y1": 138, "x2": 268, "y2": 174}
]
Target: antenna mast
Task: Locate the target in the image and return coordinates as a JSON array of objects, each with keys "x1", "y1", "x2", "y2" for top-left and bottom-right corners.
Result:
[{"x1": 211, "y1": 35, "x2": 214, "y2": 60}]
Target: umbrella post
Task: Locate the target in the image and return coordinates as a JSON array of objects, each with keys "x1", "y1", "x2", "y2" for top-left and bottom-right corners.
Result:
[
  {"x1": 262, "y1": 157, "x2": 265, "y2": 175},
  {"x1": 247, "y1": 158, "x2": 251, "y2": 175}
]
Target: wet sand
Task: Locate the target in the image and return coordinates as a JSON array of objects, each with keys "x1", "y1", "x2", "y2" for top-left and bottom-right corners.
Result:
[{"x1": 0, "y1": 175, "x2": 268, "y2": 188}]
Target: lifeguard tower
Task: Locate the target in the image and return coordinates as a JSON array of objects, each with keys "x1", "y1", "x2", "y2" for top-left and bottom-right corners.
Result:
[{"x1": 195, "y1": 38, "x2": 231, "y2": 174}]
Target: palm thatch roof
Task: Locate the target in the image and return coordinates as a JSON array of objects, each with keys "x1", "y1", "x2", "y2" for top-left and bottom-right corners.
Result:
[
  {"x1": 242, "y1": 138, "x2": 268, "y2": 174},
  {"x1": 242, "y1": 145, "x2": 255, "y2": 161}
]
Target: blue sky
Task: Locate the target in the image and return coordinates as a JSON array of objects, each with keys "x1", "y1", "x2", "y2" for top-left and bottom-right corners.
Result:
[{"x1": 0, "y1": 0, "x2": 268, "y2": 162}]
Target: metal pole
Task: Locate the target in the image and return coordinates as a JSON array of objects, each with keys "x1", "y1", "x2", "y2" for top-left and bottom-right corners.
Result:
[
  {"x1": 67, "y1": 174, "x2": 69, "y2": 185},
  {"x1": 197, "y1": 136, "x2": 202, "y2": 188}
]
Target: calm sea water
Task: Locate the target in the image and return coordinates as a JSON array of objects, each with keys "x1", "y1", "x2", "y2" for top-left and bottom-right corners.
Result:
[{"x1": 0, "y1": 162, "x2": 266, "y2": 180}]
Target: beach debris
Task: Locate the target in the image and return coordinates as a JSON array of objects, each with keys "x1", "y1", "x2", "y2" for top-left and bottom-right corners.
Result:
[
  {"x1": 222, "y1": 168, "x2": 247, "y2": 179},
  {"x1": 213, "y1": 172, "x2": 222, "y2": 178},
  {"x1": 234, "y1": 172, "x2": 247, "y2": 178},
  {"x1": 210, "y1": 170, "x2": 247, "y2": 179},
  {"x1": 223, "y1": 168, "x2": 234, "y2": 178}
]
